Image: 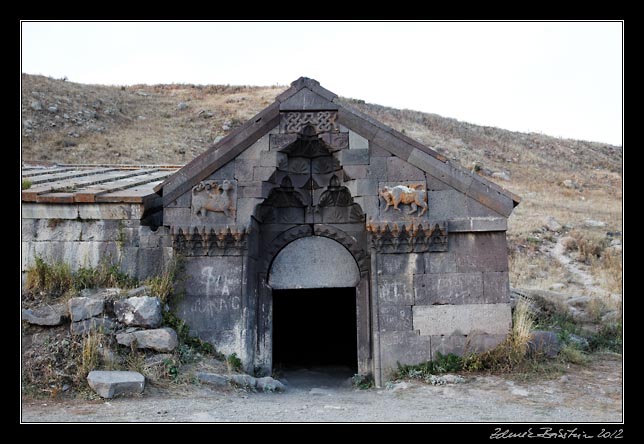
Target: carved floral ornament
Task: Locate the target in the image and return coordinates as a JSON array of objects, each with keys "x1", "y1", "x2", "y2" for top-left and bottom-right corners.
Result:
[
  {"x1": 366, "y1": 221, "x2": 448, "y2": 253},
  {"x1": 171, "y1": 225, "x2": 249, "y2": 256}
]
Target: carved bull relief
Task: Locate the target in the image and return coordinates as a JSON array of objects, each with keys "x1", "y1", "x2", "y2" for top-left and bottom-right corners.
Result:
[
  {"x1": 192, "y1": 180, "x2": 237, "y2": 218},
  {"x1": 379, "y1": 184, "x2": 428, "y2": 216}
]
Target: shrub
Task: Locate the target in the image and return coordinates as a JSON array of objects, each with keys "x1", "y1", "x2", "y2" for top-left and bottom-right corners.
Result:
[{"x1": 226, "y1": 353, "x2": 243, "y2": 373}]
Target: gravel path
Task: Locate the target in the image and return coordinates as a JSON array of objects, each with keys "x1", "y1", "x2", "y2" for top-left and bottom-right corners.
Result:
[{"x1": 21, "y1": 354, "x2": 622, "y2": 423}]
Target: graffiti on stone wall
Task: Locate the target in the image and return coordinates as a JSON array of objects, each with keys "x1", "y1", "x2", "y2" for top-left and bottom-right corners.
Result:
[{"x1": 192, "y1": 180, "x2": 236, "y2": 218}]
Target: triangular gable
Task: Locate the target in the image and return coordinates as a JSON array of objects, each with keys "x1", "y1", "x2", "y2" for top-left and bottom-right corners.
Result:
[{"x1": 157, "y1": 77, "x2": 520, "y2": 217}]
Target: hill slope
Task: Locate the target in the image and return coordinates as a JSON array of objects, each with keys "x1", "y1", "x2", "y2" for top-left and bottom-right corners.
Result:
[{"x1": 21, "y1": 74, "x2": 622, "y2": 297}]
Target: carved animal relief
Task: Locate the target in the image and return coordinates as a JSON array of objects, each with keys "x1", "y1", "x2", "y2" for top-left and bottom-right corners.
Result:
[
  {"x1": 192, "y1": 180, "x2": 236, "y2": 218},
  {"x1": 379, "y1": 184, "x2": 428, "y2": 216}
]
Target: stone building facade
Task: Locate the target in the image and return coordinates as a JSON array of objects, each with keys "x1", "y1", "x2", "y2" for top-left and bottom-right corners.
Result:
[{"x1": 22, "y1": 77, "x2": 520, "y2": 386}]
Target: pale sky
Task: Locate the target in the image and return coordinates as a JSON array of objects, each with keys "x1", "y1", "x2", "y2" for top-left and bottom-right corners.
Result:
[{"x1": 21, "y1": 21, "x2": 623, "y2": 146}]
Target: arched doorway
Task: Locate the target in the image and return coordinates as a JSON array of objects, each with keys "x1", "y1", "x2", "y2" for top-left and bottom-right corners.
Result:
[{"x1": 268, "y1": 236, "x2": 360, "y2": 374}]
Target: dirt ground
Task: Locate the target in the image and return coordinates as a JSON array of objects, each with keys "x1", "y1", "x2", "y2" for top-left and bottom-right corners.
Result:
[{"x1": 21, "y1": 353, "x2": 622, "y2": 423}]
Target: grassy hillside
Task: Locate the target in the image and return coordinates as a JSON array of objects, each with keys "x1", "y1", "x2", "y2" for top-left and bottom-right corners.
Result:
[{"x1": 21, "y1": 74, "x2": 622, "y2": 298}]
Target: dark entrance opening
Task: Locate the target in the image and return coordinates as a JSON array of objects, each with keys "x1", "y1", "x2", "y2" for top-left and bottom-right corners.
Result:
[{"x1": 272, "y1": 287, "x2": 358, "y2": 373}]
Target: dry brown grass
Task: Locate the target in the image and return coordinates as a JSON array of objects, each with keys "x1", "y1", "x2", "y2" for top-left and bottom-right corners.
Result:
[{"x1": 509, "y1": 250, "x2": 570, "y2": 290}]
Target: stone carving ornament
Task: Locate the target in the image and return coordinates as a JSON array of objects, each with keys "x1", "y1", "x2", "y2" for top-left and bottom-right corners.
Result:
[
  {"x1": 284, "y1": 111, "x2": 338, "y2": 134},
  {"x1": 379, "y1": 184, "x2": 428, "y2": 216},
  {"x1": 192, "y1": 180, "x2": 236, "y2": 218}
]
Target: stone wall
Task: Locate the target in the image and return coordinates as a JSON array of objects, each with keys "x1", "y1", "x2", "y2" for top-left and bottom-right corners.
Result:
[
  {"x1": 21, "y1": 203, "x2": 171, "y2": 282},
  {"x1": 375, "y1": 232, "x2": 511, "y2": 378}
]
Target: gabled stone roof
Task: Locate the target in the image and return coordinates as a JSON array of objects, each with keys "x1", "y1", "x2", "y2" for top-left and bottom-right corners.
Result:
[{"x1": 156, "y1": 77, "x2": 520, "y2": 217}]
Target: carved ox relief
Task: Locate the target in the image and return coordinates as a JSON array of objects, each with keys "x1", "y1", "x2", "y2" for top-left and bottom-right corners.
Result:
[
  {"x1": 192, "y1": 180, "x2": 236, "y2": 218},
  {"x1": 379, "y1": 184, "x2": 428, "y2": 216}
]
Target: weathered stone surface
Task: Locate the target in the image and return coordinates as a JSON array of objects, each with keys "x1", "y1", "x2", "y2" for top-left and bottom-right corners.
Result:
[
  {"x1": 528, "y1": 330, "x2": 560, "y2": 358},
  {"x1": 431, "y1": 333, "x2": 506, "y2": 358},
  {"x1": 423, "y1": 252, "x2": 457, "y2": 274},
  {"x1": 68, "y1": 297, "x2": 105, "y2": 322},
  {"x1": 348, "y1": 130, "x2": 369, "y2": 150},
  {"x1": 378, "y1": 305, "x2": 413, "y2": 331},
  {"x1": 87, "y1": 371, "x2": 144, "y2": 398},
  {"x1": 116, "y1": 327, "x2": 179, "y2": 352},
  {"x1": 483, "y1": 272, "x2": 511, "y2": 303},
  {"x1": 378, "y1": 253, "x2": 424, "y2": 276},
  {"x1": 377, "y1": 276, "x2": 414, "y2": 305},
  {"x1": 451, "y1": 232, "x2": 509, "y2": 272},
  {"x1": 379, "y1": 331, "x2": 431, "y2": 374},
  {"x1": 196, "y1": 372, "x2": 229, "y2": 387},
  {"x1": 229, "y1": 374, "x2": 256, "y2": 387},
  {"x1": 345, "y1": 179, "x2": 378, "y2": 197},
  {"x1": 427, "y1": 190, "x2": 468, "y2": 219},
  {"x1": 414, "y1": 272, "x2": 484, "y2": 305},
  {"x1": 269, "y1": 236, "x2": 360, "y2": 289},
  {"x1": 256, "y1": 376, "x2": 286, "y2": 392},
  {"x1": 386, "y1": 157, "x2": 425, "y2": 181},
  {"x1": 114, "y1": 296, "x2": 162, "y2": 328},
  {"x1": 340, "y1": 149, "x2": 370, "y2": 165},
  {"x1": 412, "y1": 303, "x2": 512, "y2": 336},
  {"x1": 71, "y1": 317, "x2": 117, "y2": 335},
  {"x1": 21, "y1": 304, "x2": 68, "y2": 326},
  {"x1": 542, "y1": 216, "x2": 562, "y2": 232}
]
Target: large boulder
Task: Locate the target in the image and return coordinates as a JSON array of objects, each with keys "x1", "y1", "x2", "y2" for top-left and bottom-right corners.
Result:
[
  {"x1": 196, "y1": 372, "x2": 229, "y2": 387},
  {"x1": 22, "y1": 303, "x2": 68, "y2": 326},
  {"x1": 255, "y1": 376, "x2": 286, "y2": 392},
  {"x1": 114, "y1": 296, "x2": 162, "y2": 328},
  {"x1": 116, "y1": 327, "x2": 178, "y2": 352},
  {"x1": 68, "y1": 297, "x2": 104, "y2": 322},
  {"x1": 87, "y1": 371, "x2": 145, "y2": 398}
]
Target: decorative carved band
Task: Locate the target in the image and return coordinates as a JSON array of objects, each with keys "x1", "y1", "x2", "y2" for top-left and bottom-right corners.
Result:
[
  {"x1": 284, "y1": 111, "x2": 338, "y2": 134},
  {"x1": 171, "y1": 225, "x2": 249, "y2": 256},
  {"x1": 366, "y1": 221, "x2": 448, "y2": 253}
]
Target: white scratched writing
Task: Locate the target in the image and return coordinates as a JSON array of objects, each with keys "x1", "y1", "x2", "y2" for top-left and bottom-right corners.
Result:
[
  {"x1": 490, "y1": 428, "x2": 623, "y2": 440},
  {"x1": 200, "y1": 266, "x2": 237, "y2": 297},
  {"x1": 189, "y1": 297, "x2": 241, "y2": 316}
]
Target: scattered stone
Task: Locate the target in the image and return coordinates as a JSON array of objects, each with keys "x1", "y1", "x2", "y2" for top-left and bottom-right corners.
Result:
[
  {"x1": 559, "y1": 375, "x2": 570, "y2": 383},
  {"x1": 528, "y1": 330, "x2": 560, "y2": 358},
  {"x1": 125, "y1": 286, "x2": 151, "y2": 297},
  {"x1": 21, "y1": 303, "x2": 68, "y2": 326},
  {"x1": 114, "y1": 296, "x2": 162, "y2": 328},
  {"x1": 511, "y1": 387, "x2": 529, "y2": 396},
  {"x1": 199, "y1": 110, "x2": 214, "y2": 119},
  {"x1": 213, "y1": 135, "x2": 225, "y2": 144},
  {"x1": 63, "y1": 113, "x2": 70, "y2": 119},
  {"x1": 584, "y1": 219, "x2": 606, "y2": 228},
  {"x1": 601, "y1": 310, "x2": 621, "y2": 323},
  {"x1": 144, "y1": 353, "x2": 174, "y2": 368},
  {"x1": 30, "y1": 100, "x2": 42, "y2": 111},
  {"x1": 23, "y1": 120, "x2": 33, "y2": 130},
  {"x1": 562, "y1": 179, "x2": 578, "y2": 189},
  {"x1": 542, "y1": 216, "x2": 562, "y2": 232},
  {"x1": 79, "y1": 288, "x2": 120, "y2": 300},
  {"x1": 559, "y1": 236, "x2": 577, "y2": 250},
  {"x1": 309, "y1": 388, "x2": 332, "y2": 396},
  {"x1": 426, "y1": 374, "x2": 465, "y2": 385},
  {"x1": 115, "y1": 327, "x2": 178, "y2": 352},
  {"x1": 71, "y1": 317, "x2": 117, "y2": 335},
  {"x1": 136, "y1": 90, "x2": 149, "y2": 97},
  {"x1": 229, "y1": 374, "x2": 256, "y2": 388},
  {"x1": 222, "y1": 121, "x2": 232, "y2": 131},
  {"x1": 48, "y1": 104, "x2": 58, "y2": 113},
  {"x1": 491, "y1": 171, "x2": 511, "y2": 181},
  {"x1": 567, "y1": 333, "x2": 589, "y2": 351},
  {"x1": 390, "y1": 381, "x2": 412, "y2": 391},
  {"x1": 68, "y1": 297, "x2": 105, "y2": 322},
  {"x1": 177, "y1": 102, "x2": 189, "y2": 110},
  {"x1": 549, "y1": 283, "x2": 566, "y2": 291},
  {"x1": 196, "y1": 372, "x2": 229, "y2": 387},
  {"x1": 610, "y1": 239, "x2": 622, "y2": 247},
  {"x1": 256, "y1": 376, "x2": 285, "y2": 392},
  {"x1": 87, "y1": 370, "x2": 145, "y2": 398},
  {"x1": 566, "y1": 296, "x2": 591, "y2": 309}
]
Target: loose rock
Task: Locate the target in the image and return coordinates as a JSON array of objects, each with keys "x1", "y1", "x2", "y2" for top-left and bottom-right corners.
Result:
[
  {"x1": 116, "y1": 327, "x2": 178, "y2": 352},
  {"x1": 68, "y1": 297, "x2": 105, "y2": 322},
  {"x1": 87, "y1": 370, "x2": 145, "y2": 398},
  {"x1": 584, "y1": 219, "x2": 606, "y2": 228},
  {"x1": 71, "y1": 317, "x2": 117, "y2": 335},
  {"x1": 22, "y1": 303, "x2": 68, "y2": 326},
  {"x1": 177, "y1": 102, "x2": 189, "y2": 110},
  {"x1": 229, "y1": 374, "x2": 256, "y2": 388},
  {"x1": 196, "y1": 372, "x2": 229, "y2": 387},
  {"x1": 30, "y1": 100, "x2": 42, "y2": 111},
  {"x1": 114, "y1": 296, "x2": 162, "y2": 328},
  {"x1": 256, "y1": 376, "x2": 286, "y2": 392},
  {"x1": 491, "y1": 171, "x2": 511, "y2": 181},
  {"x1": 528, "y1": 330, "x2": 560, "y2": 358},
  {"x1": 542, "y1": 216, "x2": 562, "y2": 232}
]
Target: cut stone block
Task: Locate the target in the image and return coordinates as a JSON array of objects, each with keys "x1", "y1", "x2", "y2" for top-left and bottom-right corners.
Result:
[
  {"x1": 87, "y1": 371, "x2": 145, "y2": 398},
  {"x1": 114, "y1": 296, "x2": 162, "y2": 328},
  {"x1": 116, "y1": 327, "x2": 179, "y2": 352},
  {"x1": 21, "y1": 304, "x2": 68, "y2": 326},
  {"x1": 412, "y1": 303, "x2": 512, "y2": 336}
]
